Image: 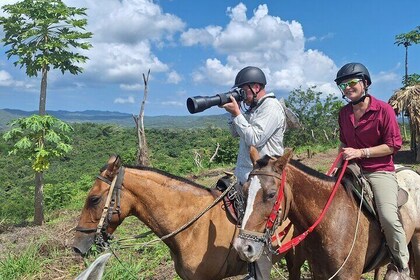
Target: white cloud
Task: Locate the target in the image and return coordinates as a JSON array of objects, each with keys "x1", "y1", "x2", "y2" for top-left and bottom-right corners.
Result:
[
  {"x1": 120, "y1": 83, "x2": 142, "y2": 91},
  {"x1": 181, "y1": 3, "x2": 338, "y2": 93},
  {"x1": 161, "y1": 100, "x2": 184, "y2": 106},
  {"x1": 87, "y1": 0, "x2": 184, "y2": 44},
  {"x1": 306, "y1": 32, "x2": 335, "y2": 42},
  {"x1": 192, "y1": 59, "x2": 235, "y2": 87},
  {"x1": 65, "y1": 0, "x2": 184, "y2": 86},
  {"x1": 167, "y1": 71, "x2": 182, "y2": 84},
  {"x1": 0, "y1": 69, "x2": 34, "y2": 89},
  {"x1": 114, "y1": 96, "x2": 135, "y2": 104},
  {"x1": 181, "y1": 26, "x2": 222, "y2": 46},
  {"x1": 83, "y1": 41, "x2": 167, "y2": 83},
  {"x1": 373, "y1": 71, "x2": 399, "y2": 83},
  {"x1": 0, "y1": 70, "x2": 14, "y2": 86}
]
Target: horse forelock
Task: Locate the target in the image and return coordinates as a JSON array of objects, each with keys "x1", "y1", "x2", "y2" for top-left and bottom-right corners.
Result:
[{"x1": 255, "y1": 154, "x2": 279, "y2": 169}]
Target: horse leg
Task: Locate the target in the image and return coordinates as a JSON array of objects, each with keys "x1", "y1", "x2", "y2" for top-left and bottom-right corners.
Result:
[
  {"x1": 410, "y1": 233, "x2": 420, "y2": 279},
  {"x1": 285, "y1": 245, "x2": 306, "y2": 280}
]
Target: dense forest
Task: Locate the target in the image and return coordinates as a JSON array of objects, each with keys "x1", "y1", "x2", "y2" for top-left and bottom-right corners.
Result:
[{"x1": 0, "y1": 124, "x2": 240, "y2": 224}]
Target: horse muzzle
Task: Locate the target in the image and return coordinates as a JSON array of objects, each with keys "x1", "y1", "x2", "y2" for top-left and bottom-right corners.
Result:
[
  {"x1": 233, "y1": 235, "x2": 265, "y2": 262},
  {"x1": 72, "y1": 233, "x2": 95, "y2": 256}
]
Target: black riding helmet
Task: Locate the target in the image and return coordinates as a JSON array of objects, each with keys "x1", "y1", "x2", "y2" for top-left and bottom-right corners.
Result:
[
  {"x1": 233, "y1": 66, "x2": 267, "y2": 88},
  {"x1": 335, "y1": 62, "x2": 371, "y2": 86},
  {"x1": 335, "y1": 62, "x2": 371, "y2": 105}
]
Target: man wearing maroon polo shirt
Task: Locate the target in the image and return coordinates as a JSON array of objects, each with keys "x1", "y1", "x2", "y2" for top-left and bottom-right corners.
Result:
[{"x1": 335, "y1": 62, "x2": 411, "y2": 279}]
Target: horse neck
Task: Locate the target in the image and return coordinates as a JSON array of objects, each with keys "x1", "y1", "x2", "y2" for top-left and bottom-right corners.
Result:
[
  {"x1": 123, "y1": 167, "x2": 215, "y2": 236},
  {"x1": 285, "y1": 163, "x2": 343, "y2": 229}
]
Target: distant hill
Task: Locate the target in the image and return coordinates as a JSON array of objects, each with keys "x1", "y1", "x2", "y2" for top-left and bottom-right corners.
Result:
[{"x1": 0, "y1": 109, "x2": 229, "y2": 131}]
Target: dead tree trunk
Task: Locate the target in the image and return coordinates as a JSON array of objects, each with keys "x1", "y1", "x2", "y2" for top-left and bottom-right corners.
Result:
[
  {"x1": 209, "y1": 143, "x2": 220, "y2": 163},
  {"x1": 133, "y1": 69, "x2": 150, "y2": 166}
]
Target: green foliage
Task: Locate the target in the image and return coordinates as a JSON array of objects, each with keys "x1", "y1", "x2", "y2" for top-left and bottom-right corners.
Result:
[
  {"x1": 3, "y1": 114, "x2": 73, "y2": 172},
  {"x1": 0, "y1": 0, "x2": 92, "y2": 77},
  {"x1": 284, "y1": 86, "x2": 344, "y2": 148},
  {"x1": 44, "y1": 183, "x2": 74, "y2": 211},
  {"x1": 0, "y1": 243, "x2": 43, "y2": 278},
  {"x1": 403, "y1": 73, "x2": 420, "y2": 87},
  {"x1": 0, "y1": 183, "x2": 33, "y2": 223},
  {"x1": 394, "y1": 26, "x2": 420, "y2": 48},
  {"x1": 214, "y1": 135, "x2": 239, "y2": 165}
]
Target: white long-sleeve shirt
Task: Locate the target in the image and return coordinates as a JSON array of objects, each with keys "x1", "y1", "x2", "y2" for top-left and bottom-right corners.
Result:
[{"x1": 229, "y1": 92, "x2": 286, "y2": 184}]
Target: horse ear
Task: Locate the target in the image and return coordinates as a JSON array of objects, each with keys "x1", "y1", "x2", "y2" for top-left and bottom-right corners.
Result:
[
  {"x1": 249, "y1": 146, "x2": 260, "y2": 166},
  {"x1": 274, "y1": 148, "x2": 294, "y2": 171},
  {"x1": 106, "y1": 155, "x2": 121, "y2": 177}
]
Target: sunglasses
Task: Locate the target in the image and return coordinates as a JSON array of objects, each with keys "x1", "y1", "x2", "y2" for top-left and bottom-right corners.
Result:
[{"x1": 338, "y1": 78, "x2": 362, "y2": 90}]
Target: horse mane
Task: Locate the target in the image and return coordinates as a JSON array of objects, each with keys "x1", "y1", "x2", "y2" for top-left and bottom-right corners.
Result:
[
  {"x1": 126, "y1": 164, "x2": 211, "y2": 191},
  {"x1": 289, "y1": 159, "x2": 336, "y2": 182},
  {"x1": 256, "y1": 155, "x2": 335, "y2": 183}
]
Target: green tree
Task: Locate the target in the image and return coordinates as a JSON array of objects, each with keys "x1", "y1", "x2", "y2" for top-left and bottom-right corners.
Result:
[
  {"x1": 3, "y1": 115, "x2": 73, "y2": 224},
  {"x1": 0, "y1": 0, "x2": 92, "y2": 225},
  {"x1": 395, "y1": 26, "x2": 420, "y2": 87},
  {"x1": 0, "y1": 0, "x2": 92, "y2": 115},
  {"x1": 285, "y1": 87, "x2": 344, "y2": 148}
]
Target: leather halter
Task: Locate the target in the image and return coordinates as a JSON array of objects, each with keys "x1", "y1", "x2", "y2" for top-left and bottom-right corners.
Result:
[{"x1": 75, "y1": 167, "x2": 125, "y2": 248}]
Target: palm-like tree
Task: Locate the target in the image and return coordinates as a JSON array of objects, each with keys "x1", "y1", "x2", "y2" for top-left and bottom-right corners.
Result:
[
  {"x1": 394, "y1": 26, "x2": 420, "y2": 87},
  {"x1": 389, "y1": 85, "x2": 420, "y2": 161}
]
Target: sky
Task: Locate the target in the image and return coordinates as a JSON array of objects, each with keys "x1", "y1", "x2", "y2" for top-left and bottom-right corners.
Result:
[{"x1": 0, "y1": 0, "x2": 419, "y2": 116}]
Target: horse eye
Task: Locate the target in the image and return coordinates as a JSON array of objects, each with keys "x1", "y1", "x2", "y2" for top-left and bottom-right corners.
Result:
[
  {"x1": 88, "y1": 195, "x2": 101, "y2": 207},
  {"x1": 266, "y1": 191, "x2": 277, "y2": 200}
]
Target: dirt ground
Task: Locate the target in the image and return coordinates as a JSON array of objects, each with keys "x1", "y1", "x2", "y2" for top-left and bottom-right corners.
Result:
[{"x1": 0, "y1": 145, "x2": 417, "y2": 279}]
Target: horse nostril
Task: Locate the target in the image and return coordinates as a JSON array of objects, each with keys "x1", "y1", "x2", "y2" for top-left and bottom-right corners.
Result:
[
  {"x1": 73, "y1": 247, "x2": 82, "y2": 255},
  {"x1": 244, "y1": 244, "x2": 255, "y2": 255}
]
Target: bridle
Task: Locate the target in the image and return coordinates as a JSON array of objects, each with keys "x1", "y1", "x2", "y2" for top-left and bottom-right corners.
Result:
[
  {"x1": 75, "y1": 166, "x2": 125, "y2": 248},
  {"x1": 238, "y1": 169, "x2": 288, "y2": 254}
]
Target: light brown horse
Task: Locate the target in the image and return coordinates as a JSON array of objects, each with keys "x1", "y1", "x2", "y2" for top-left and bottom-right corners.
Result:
[
  {"x1": 73, "y1": 155, "x2": 305, "y2": 280},
  {"x1": 233, "y1": 147, "x2": 420, "y2": 279}
]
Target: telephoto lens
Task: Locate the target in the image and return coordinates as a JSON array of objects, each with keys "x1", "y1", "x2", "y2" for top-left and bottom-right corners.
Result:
[{"x1": 187, "y1": 89, "x2": 244, "y2": 114}]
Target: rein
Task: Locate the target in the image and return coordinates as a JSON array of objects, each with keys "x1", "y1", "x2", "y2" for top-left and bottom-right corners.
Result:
[
  {"x1": 276, "y1": 153, "x2": 348, "y2": 254},
  {"x1": 78, "y1": 168, "x2": 237, "y2": 248}
]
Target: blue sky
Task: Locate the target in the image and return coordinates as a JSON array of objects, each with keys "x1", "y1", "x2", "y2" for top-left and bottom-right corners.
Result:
[{"x1": 0, "y1": 0, "x2": 419, "y2": 116}]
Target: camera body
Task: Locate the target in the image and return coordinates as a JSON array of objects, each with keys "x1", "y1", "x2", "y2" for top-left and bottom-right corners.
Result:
[{"x1": 187, "y1": 88, "x2": 246, "y2": 114}]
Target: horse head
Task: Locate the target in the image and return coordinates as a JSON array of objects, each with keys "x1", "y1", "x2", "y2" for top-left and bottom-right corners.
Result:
[
  {"x1": 73, "y1": 155, "x2": 127, "y2": 256},
  {"x1": 233, "y1": 146, "x2": 294, "y2": 262}
]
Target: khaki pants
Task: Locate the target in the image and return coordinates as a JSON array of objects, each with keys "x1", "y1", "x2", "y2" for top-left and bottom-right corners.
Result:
[{"x1": 364, "y1": 171, "x2": 410, "y2": 269}]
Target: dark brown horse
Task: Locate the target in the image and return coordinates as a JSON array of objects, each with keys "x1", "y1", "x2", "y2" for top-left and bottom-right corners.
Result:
[
  {"x1": 233, "y1": 147, "x2": 420, "y2": 279},
  {"x1": 73, "y1": 155, "x2": 305, "y2": 280}
]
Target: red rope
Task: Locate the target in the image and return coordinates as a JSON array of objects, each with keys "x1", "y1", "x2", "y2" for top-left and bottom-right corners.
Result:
[{"x1": 276, "y1": 152, "x2": 348, "y2": 254}]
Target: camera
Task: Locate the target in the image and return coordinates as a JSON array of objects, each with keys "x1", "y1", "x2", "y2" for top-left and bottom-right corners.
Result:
[{"x1": 186, "y1": 88, "x2": 245, "y2": 114}]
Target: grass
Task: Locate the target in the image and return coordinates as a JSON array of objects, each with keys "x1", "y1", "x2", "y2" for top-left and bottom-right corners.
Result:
[{"x1": 0, "y1": 243, "x2": 43, "y2": 279}]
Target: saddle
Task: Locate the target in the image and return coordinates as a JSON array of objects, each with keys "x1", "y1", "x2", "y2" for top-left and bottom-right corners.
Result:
[
  {"x1": 337, "y1": 162, "x2": 410, "y2": 273},
  {"x1": 339, "y1": 163, "x2": 409, "y2": 217},
  {"x1": 216, "y1": 172, "x2": 245, "y2": 225}
]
